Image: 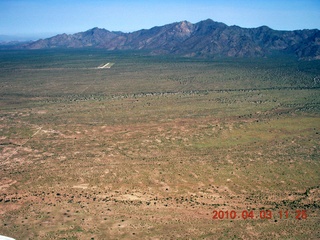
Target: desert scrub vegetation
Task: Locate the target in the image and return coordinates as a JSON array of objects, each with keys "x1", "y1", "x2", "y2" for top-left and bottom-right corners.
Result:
[{"x1": 0, "y1": 50, "x2": 319, "y2": 239}]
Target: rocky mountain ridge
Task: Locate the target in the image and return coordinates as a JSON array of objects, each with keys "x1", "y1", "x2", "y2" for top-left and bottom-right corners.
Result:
[{"x1": 18, "y1": 19, "x2": 320, "y2": 60}]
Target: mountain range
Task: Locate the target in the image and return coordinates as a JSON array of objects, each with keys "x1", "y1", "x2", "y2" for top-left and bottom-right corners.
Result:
[{"x1": 13, "y1": 19, "x2": 320, "y2": 60}]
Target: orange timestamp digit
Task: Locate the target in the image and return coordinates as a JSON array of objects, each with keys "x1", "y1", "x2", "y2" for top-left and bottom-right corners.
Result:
[{"x1": 212, "y1": 209, "x2": 308, "y2": 220}]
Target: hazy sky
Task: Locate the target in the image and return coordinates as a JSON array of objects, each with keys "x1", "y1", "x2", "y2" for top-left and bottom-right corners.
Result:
[{"x1": 1, "y1": 0, "x2": 319, "y2": 39}]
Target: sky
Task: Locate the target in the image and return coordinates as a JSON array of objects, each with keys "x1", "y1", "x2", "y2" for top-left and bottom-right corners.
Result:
[{"x1": 0, "y1": 0, "x2": 320, "y2": 40}]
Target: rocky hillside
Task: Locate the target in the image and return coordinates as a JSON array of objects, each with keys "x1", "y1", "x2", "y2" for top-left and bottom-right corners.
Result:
[{"x1": 20, "y1": 19, "x2": 320, "y2": 60}]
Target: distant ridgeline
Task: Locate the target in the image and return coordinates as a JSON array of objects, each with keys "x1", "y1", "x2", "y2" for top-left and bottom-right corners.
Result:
[{"x1": 9, "y1": 19, "x2": 320, "y2": 60}]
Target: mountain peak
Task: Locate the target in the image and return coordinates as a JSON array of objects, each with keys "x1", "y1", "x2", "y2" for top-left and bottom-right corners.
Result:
[
  {"x1": 257, "y1": 25, "x2": 273, "y2": 31},
  {"x1": 199, "y1": 18, "x2": 226, "y2": 26},
  {"x1": 179, "y1": 20, "x2": 192, "y2": 25},
  {"x1": 175, "y1": 20, "x2": 194, "y2": 35},
  {"x1": 84, "y1": 27, "x2": 109, "y2": 34}
]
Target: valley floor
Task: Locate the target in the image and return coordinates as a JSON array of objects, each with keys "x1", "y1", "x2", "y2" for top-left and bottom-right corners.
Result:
[{"x1": 0, "y1": 50, "x2": 319, "y2": 239}]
